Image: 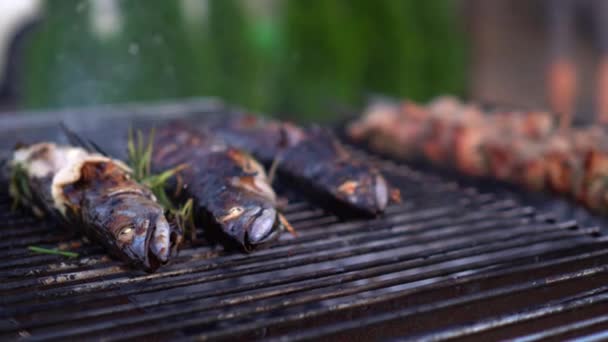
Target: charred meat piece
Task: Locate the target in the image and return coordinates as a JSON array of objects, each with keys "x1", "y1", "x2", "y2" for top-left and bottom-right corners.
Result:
[
  {"x1": 152, "y1": 123, "x2": 290, "y2": 251},
  {"x1": 489, "y1": 110, "x2": 556, "y2": 140},
  {"x1": 351, "y1": 100, "x2": 430, "y2": 160},
  {"x1": 542, "y1": 135, "x2": 582, "y2": 196},
  {"x1": 578, "y1": 175, "x2": 608, "y2": 214},
  {"x1": 423, "y1": 101, "x2": 484, "y2": 167},
  {"x1": 483, "y1": 133, "x2": 553, "y2": 192},
  {"x1": 216, "y1": 116, "x2": 396, "y2": 216},
  {"x1": 577, "y1": 141, "x2": 608, "y2": 210},
  {"x1": 481, "y1": 133, "x2": 523, "y2": 183},
  {"x1": 452, "y1": 123, "x2": 490, "y2": 177},
  {"x1": 421, "y1": 118, "x2": 453, "y2": 166},
  {"x1": 426, "y1": 96, "x2": 467, "y2": 119},
  {"x1": 400, "y1": 100, "x2": 432, "y2": 121},
  {"x1": 519, "y1": 111, "x2": 557, "y2": 140},
  {"x1": 347, "y1": 101, "x2": 401, "y2": 142},
  {"x1": 8, "y1": 143, "x2": 180, "y2": 272},
  {"x1": 512, "y1": 142, "x2": 550, "y2": 192}
]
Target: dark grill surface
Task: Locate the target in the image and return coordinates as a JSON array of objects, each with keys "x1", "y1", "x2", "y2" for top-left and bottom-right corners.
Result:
[{"x1": 1, "y1": 99, "x2": 608, "y2": 341}]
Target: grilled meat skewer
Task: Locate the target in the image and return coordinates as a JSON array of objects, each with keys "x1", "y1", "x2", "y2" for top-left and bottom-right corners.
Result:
[{"x1": 348, "y1": 96, "x2": 608, "y2": 215}]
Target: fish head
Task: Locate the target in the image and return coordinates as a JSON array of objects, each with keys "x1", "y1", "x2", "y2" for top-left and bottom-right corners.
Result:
[
  {"x1": 101, "y1": 193, "x2": 180, "y2": 271},
  {"x1": 330, "y1": 164, "x2": 390, "y2": 215},
  {"x1": 218, "y1": 201, "x2": 282, "y2": 251}
]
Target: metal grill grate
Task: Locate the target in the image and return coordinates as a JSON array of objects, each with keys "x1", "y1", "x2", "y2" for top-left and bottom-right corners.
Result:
[{"x1": 0, "y1": 100, "x2": 607, "y2": 341}]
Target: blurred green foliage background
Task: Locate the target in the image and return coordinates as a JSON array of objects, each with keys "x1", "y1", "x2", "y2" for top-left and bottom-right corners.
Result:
[{"x1": 23, "y1": 0, "x2": 466, "y2": 121}]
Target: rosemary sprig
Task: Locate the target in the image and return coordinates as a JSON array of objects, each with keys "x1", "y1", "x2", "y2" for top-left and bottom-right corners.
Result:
[
  {"x1": 128, "y1": 127, "x2": 177, "y2": 206},
  {"x1": 28, "y1": 246, "x2": 79, "y2": 258},
  {"x1": 173, "y1": 198, "x2": 196, "y2": 241},
  {"x1": 127, "y1": 128, "x2": 196, "y2": 239},
  {"x1": 9, "y1": 163, "x2": 31, "y2": 211},
  {"x1": 128, "y1": 128, "x2": 155, "y2": 182}
]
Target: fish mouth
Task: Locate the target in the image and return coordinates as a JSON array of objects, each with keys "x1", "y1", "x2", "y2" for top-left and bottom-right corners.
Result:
[
  {"x1": 335, "y1": 174, "x2": 389, "y2": 215},
  {"x1": 147, "y1": 215, "x2": 172, "y2": 269},
  {"x1": 374, "y1": 175, "x2": 389, "y2": 212},
  {"x1": 152, "y1": 215, "x2": 173, "y2": 260},
  {"x1": 244, "y1": 208, "x2": 281, "y2": 251},
  {"x1": 139, "y1": 214, "x2": 178, "y2": 272}
]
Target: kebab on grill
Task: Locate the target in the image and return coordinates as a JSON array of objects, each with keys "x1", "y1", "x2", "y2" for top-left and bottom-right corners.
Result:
[
  {"x1": 347, "y1": 96, "x2": 608, "y2": 214},
  {"x1": 152, "y1": 122, "x2": 294, "y2": 251},
  {"x1": 213, "y1": 115, "x2": 400, "y2": 217},
  {"x1": 6, "y1": 142, "x2": 182, "y2": 272}
]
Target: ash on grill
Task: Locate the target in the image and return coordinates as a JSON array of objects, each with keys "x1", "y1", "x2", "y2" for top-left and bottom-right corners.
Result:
[{"x1": 0, "y1": 100, "x2": 607, "y2": 341}]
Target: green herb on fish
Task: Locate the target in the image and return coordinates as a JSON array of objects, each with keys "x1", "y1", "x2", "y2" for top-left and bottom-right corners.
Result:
[
  {"x1": 128, "y1": 127, "x2": 183, "y2": 208},
  {"x1": 28, "y1": 246, "x2": 79, "y2": 258},
  {"x1": 9, "y1": 163, "x2": 32, "y2": 212},
  {"x1": 128, "y1": 127, "x2": 154, "y2": 182},
  {"x1": 128, "y1": 128, "x2": 196, "y2": 240},
  {"x1": 172, "y1": 198, "x2": 196, "y2": 242}
]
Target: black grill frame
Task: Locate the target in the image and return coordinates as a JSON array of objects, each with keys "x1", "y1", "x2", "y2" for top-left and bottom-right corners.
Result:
[{"x1": 0, "y1": 99, "x2": 607, "y2": 341}]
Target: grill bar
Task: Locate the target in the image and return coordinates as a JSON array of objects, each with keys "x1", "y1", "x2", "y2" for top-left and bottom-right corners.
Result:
[
  {"x1": 88, "y1": 244, "x2": 608, "y2": 341},
  {"x1": 2, "y1": 215, "x2": 579, "y2": 312},
  {"x1": 20, "y1": 247, "x2": 607, "y2": 341},
  {"x1": 4, "y1": 226, "x2": 600, "y2": 334},
  {"x1": 0, "y1": 199, "x2": 574, "y2": 299},
  {"x1": 0, "y1": 189, "x2": 522, "y2": 290},
  {"x1": 0, "y1": 100, "x2": 606, "y2": 340},
  {"x1": 274, "y1": 281, "x2": 608, "y2": 342},
  {"x1": 0, "y1": 202, "x2": 523, "y2": 295},
  {"x1": 512, "y1": 315, "x2": 608, "y2": 342},
  {"x1": 0, "y1": 172, "x2": 604, "y2": 341},
  {"x1": 410, "y1": 287, "x2": 608, "y2": 342}
]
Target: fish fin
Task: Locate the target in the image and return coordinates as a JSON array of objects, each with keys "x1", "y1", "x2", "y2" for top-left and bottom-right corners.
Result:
[
  {"x1": 231, "y1": 175, "x2": 277, "y2": 203},
  {"x1": 227, "y1": 148, "x2": 266, "y2": 176},
  {"x1": 60, "y1": 122, "x2": 108, "y2": 156},
  {"x1": 87, "y1": 139, "x2": 108, "y2": 156},
  {"x1": 390, "y1": 188, "x2": 402, "y2": 204},
  {"x1": 267, "y1": 152, "x2": 283, "y2": 184},
  {"x1": 60, "y1": 122, "x2": 89, "y2": 149},
  {"x1": 279, "y1": 213, "x2": 297, "y2": 237}
]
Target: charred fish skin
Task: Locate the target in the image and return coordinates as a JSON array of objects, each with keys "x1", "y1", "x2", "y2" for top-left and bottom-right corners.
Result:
[
  {"x1": 10, "y1": 143, "x2": 179, "y2": 272},
  {"x1": 215, "y1": 116, "x2": 393, "y2": 217},
  {"x1": 152, "y1": 123, "x2": 284, "y2": 252},
  {"x1": 210, "y1": 116, "x2": 284, "y2": 162},
  {"x1": 278, "y1": 127, "x2": 389, "y2": 216}
]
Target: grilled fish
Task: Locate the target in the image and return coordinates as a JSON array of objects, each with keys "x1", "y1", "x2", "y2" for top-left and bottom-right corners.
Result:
[
  {"x1": 7, "y1": 143, "x2": 181, "y2": 272},
  {"x1": 214, "y1": 116, "x2": 396, "y2": 216},
  {"x1": 152, "y1": 123, "x2": 291, "y2": 251}
]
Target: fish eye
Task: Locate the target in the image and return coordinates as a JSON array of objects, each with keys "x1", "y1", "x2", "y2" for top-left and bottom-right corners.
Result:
[
  {"x1": 219, "y1": 206, "x2": 244, "y2": 222},
  {"x1": 117, "y1": 226, "x2": 135, "y2": 244}
]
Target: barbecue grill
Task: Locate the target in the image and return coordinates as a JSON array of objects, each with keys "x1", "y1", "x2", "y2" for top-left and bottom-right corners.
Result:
[{"x1": 1, "y1": 98, "x2": 608, "y2": 341}]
